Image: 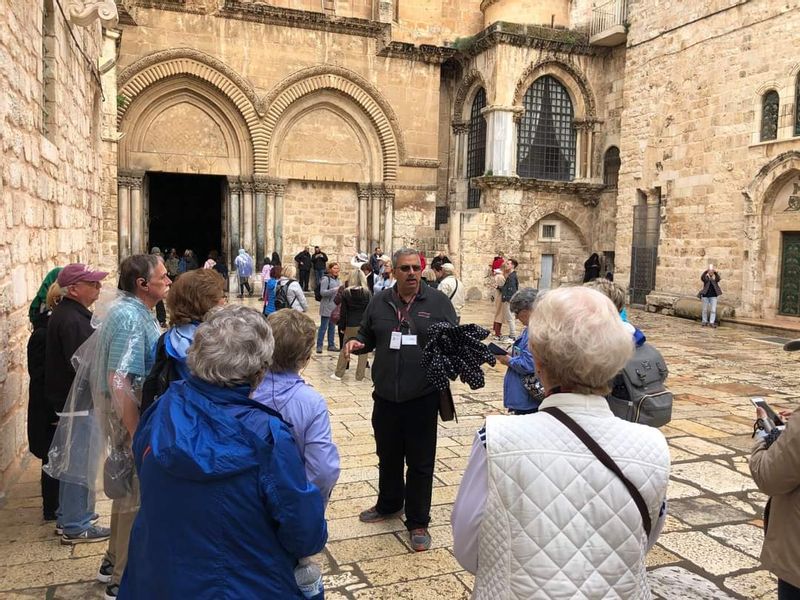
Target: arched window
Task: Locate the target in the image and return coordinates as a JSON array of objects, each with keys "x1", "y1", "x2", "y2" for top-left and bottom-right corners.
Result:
[
  {"x1": 760, "y1": 90, "x2": 779, "y2": 141},
  {"x1": 466, "y1": 87, "x2": 486, "y2": 209},
  {"x1": 795, "y1": 76, "x2": 800, "y2": 137},
  {"x1": 517, "y1": 76, "x2": 576, "y2": 181},
  {"x1": 603, "y1": 146, "x2": 620, "y2": 187}
]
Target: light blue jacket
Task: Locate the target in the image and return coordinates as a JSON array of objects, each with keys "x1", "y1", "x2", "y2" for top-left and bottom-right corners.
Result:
[{"x1": 502, "y1": 327, "x2": 539, "y2": 412}]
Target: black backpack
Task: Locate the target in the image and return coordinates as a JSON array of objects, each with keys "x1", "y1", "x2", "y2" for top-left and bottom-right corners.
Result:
[
  {"x1": 141, "y1": 332, "x2": 179, "y2": 415},
  {"x1": 607, "y1": 342, "x2": 673, "y2": 427},
  {"x1": 314, "y1": 276, "x2": 328, "y2": 302},
  {"x1": 274, "y1": 279, "x2": 296, "y2": 310}
]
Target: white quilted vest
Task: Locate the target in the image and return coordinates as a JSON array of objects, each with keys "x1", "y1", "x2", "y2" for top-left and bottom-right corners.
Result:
[{"x1": 473, "y1": 394, "x2": 670, "y2": 600}]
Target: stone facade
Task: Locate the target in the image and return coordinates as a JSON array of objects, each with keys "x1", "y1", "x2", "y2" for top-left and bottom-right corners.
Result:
[{"x1": 0, "y1": 1, "x2": 114, "y2": 495}]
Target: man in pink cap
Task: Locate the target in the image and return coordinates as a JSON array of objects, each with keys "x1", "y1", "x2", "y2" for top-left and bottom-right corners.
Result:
[{"x1": 45, "y1": 264, "x2": 109, "y2": 544}]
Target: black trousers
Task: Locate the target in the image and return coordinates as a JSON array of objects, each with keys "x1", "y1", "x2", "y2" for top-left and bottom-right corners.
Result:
[
  {"x1": 372, "y1": 391, "x2": 439, "y2": 530},
  {"x1": 780, "y1": 580, "x2": 800, "y2": 600},
  {"x1": 299, "y1": 269, "x2": 310, "y2": 291},
  {"x1": 41, "y1": 458, "x2": 59, "y2": 519}
]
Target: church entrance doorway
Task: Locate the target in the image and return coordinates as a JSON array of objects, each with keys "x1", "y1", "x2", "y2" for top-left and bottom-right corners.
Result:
[
  {"x1": 147, "y1": 172, "x2": 225, "y2": 268},
  {"x1": 779, "y1": 232, "x2": 800, "y2": 316}
]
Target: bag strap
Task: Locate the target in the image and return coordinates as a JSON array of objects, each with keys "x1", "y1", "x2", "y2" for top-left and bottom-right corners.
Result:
[
  {"x1": 540, "y1": 406, "x2": 652, "y2": 537},
  {"x1": 448, "y1": 279, "x2": 458, "y2": 300}
]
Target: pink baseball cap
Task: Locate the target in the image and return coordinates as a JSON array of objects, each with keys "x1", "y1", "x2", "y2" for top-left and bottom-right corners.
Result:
[{"x1": 57, "y1": 264, "x2": 108, "y2": 287}]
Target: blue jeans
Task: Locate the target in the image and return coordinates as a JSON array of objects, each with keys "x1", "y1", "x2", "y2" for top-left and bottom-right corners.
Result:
[
  {"x1": 701, "y1": 296, "x2": 718, "y2": 324},
  {"x1": 317, "y1": 316, "x2": 336, "y2": 349},
  {"x1": 57, "y1": 481, "x2": 95, "y2": 535}
]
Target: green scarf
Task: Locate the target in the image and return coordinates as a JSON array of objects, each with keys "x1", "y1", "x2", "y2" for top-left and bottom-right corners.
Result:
[{"x1": 29, "y1": 267, "x2": 62, "y2": 323}]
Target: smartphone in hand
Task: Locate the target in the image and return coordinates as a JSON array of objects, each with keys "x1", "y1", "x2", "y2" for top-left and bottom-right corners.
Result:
[
  {"x1": 487, "y1": 342, "x2": 509, "y2": 356},
  {"x1": 751, "y1": 397, "x2": 785, "y2": 428}
]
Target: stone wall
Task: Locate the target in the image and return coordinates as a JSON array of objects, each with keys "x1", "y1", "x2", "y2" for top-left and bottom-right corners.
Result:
[
  {"x1": 0, "y1": 1, "x2": 106, "y2": 495},
  {"x1": 616, "y1": 0, "x2": 800, "y2": 318}
]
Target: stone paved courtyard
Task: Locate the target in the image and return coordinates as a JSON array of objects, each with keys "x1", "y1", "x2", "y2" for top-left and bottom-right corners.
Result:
[{"x1": 1, "y1": 297, "x2": 798, "y2": 599}]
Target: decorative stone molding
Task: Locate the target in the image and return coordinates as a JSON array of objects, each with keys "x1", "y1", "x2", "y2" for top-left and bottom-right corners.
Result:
[
  {"x1": 64, "y1": 0, "x2": 119, "y2": 28},
  {"x1": 376, "y1": 42, "x2": 457, "y2": 65},
  {"x1": 513, "y1": 58, "x2": 597, "y2": 119},
  {"x1": 403, "y1": 158, "x2": 440, "y2": 169},
  {"x1": 252, "y1": 175, "x2": 271, "y2": 193},
  {"x1": 240, "y1": 179, "x2": 254, "y2": 193},
  {"x1": 743, "y1": 150, "x2": 800, "y2": 216},
  {"x1": 453, "y1": 70, "x2": 488, "y2": 122},
  {"x1": 227, "y1": 177, "x2": 243, "y2": 193},
  {"x1": 264, "y1": 66, "x2": 402, "y2": 180},
  {"x1": 452, "y1": 121, "x2": 470, "y2": 135},
  {"x1": 473, "y1": 175, "x2": 604, "y2": 206},
  {"x1": 218, "y1": 0, "x2": 389, "y2": 39},
  {"x1": 462, "y1": 22, "x2": 598, "y2": 59}
]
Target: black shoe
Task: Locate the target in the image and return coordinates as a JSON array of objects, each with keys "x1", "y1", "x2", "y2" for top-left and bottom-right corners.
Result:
[
  {"x1": 97, "y1": 558, "x2": 114, "y2": 583},
  {"x1": 105, "y1": 583, "x2": 119, "y2": 600}
]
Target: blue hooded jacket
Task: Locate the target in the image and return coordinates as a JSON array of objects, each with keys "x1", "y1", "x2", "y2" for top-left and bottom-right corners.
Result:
[{"x1": 120, "y1": 376, "x2": 327, "y2": 600}]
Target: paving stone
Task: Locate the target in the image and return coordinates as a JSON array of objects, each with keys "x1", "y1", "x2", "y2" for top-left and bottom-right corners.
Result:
[
  {"x1": 328, "y1": 533, "x2": 409, "y2": 565},
  {"x1": 327, "y1": 515, "x2": 406, "y2": 542},
  {"x1": 0, "y1": 556, "x2": 100, "y2": 591},
  {"x1": 648, "y1": 566, "x2": 736, "y2": 599},
  {"x1": 707, "y1": 523, "x2": 764, "y2": 558},
  {"x1": 669, "y1": 436, "x2": 735, "y2": 456},
  {"x1": 352, "y1": 573, "x2": 470, "y2": 599},
  {"x1": 723, "y1": 570, "x2": 777, "y2": 599},
  {"x1": 671, "y1": 461, "x2": 758, "y2": 494},
  {"x1": 667, "y1": 498, "x2": 753, "y2": 526},
  {"x1": 667, "y1": 480, "x2": 703, "y2": 499},
  {"x1": 358, "y1": 549, "x2": 461, "y2": 586},
  {"x1": 645, "y1": 545, "x2": 681, "y2": 567},
  {"x1": 658, "y1": 532, "x2": 759, "y2": 575}
]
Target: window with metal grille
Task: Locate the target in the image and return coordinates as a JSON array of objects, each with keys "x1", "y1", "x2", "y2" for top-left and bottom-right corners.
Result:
[
  {"x1": 761, "y1": 90, "x2": 779, "y2": 141},
  {"x1": 603, "y1": 146, "x2": 620, "y2": 187},
  {"x1": 795, "y1": 76, "x2": 800, "y2": 136},
  {"x1": 517, "y1": 76, "x2": 576, "y2": 181},
  {"x1": 466, "y1": 87, "x2": 487, "y2": 209},
  {"x1": 435, "y1": 206, "x2": 448, "y2": 230},
  {"x1": 541, "y1": 224, "x2": 557, "y2": 239}
]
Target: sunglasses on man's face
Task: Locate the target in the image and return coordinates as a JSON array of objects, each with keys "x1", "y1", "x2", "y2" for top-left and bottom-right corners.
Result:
[{"x1": 397, "y1": 265, "x2": 422, "y2": 273}]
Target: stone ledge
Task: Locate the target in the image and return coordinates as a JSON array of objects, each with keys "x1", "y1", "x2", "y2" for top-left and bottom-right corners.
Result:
[
  {"x1": 473, "y1": 176, "x2": 606, "y2": 206},
  {"x1": 647, "y1": 292, "x2": 736, "y2": 321},
  {"x1": 457, "y1": 21, "x2": 601, "y2": 58}
]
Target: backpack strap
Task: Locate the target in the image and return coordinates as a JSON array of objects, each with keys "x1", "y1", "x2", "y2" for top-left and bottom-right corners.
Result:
[
  {"x1": 448, "y1": 279, "x2": 459, "y2": 300},
  {"x1": 539, "y1": 406, "x2": 652, "y2": 537}
]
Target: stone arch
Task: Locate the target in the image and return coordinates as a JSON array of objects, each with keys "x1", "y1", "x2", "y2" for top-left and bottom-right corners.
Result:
[
  {"x1": 264, "y1": 66, "x2": 402, "y2": 180},
  {"x1": 453, "y1": 70, "x2": 488, "y2": 122},
  {"x1": 742, "y1": 151, "x2": 800, "y2": 317},
  {"x1": 117, "y1": 48, "x2": 263, "y2": 174},
  {"x1": 524, "y1": 208, "x2": 590, "y2": 249},
  {"x1": 520, "y1": 210, "x2": 591, "y2": 287},
  {"x1": 513, "y1": 59, "x2": 596, "y2": 119}
]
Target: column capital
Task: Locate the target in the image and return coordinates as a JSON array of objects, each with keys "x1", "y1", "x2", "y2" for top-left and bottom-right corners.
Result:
[
  {"x1": 452, "y1": 120, "x2": 469, "y2": 135},
  {"x1": 357, "y1": 184, "x2": 372, "y2": 200},
  {"x1": 65, "y1": 0, "x2": 119, "y2": 29},
  {"x1": 253, "y1": 175, "x2": 271, "y2": 193},
  {"x1": 227, "y1": 176, "x2": 243, "y2": 193},
  {"x1": 240, "y1": 178, "x2": 254, "y2": 193},
  {"x1": 268, "y1": 182, "x2": 286, "y2": 196}
]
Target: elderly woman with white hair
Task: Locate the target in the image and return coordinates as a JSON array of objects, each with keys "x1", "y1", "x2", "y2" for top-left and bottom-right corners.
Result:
[
  {"x1": 452, "y1": 286, "x2": 670, "y2": 599},
  {"x1": 120, "y1": 304, "x2": 327, "y2": 599}
]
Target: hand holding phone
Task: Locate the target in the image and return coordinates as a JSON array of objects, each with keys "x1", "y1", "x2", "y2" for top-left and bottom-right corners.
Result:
[
  {"x1": 487, "y1": 342, "x2": 509, "y2": 356},
  {"x1": 751, "y1": 397, "x2": 785, "y2": 429}
]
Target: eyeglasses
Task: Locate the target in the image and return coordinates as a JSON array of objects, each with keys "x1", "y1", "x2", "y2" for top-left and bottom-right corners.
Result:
[
  {"x1": 77, "y1": 281, "x2": 101, "y2": 289},
  {"x1": 397, "y1": 265, "x2": 422, "y2": 273}
]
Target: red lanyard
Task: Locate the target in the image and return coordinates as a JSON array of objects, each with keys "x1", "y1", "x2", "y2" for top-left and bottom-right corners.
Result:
[{"x1": 393, "y1": 292, "x2": 416, "y2": 330}]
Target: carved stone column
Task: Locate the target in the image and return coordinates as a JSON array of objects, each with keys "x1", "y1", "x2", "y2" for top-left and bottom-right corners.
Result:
[
  {"x1": 266, "y1": 184, "x2": 275, "y2": 258},
  {"x1": 357, "y1": 184, "x2": 370, "y2": 252},
  {"x1": 117, "y1": 174, "x2": 133, "y2": 260},
  {"x1": 228, "y1": 177, "x2": 242, "y2": 272},
  {"x1": 451, "y1": 121, "x2": 469, "y2": 177},
  {"x1": 129, "y1": 173, "x2": 144, "y2": 255},
  {"x1": 370, "y1": 184, "x2": 382, "y2": 252},
  {"x1": 241, "y1": 178, "x2": 254, "y2": 253},
  {"x1": 483, "y1": 106, "x2": 520, "y2": 177},
  {"x1": 273, "y1": 181, "x2": 286, "y2": 260},
  {"x1": 253, "y1": 176, "x2": 269, "y2": 268},
  {"x1": 382, "y1": 186, "x2": 395, "y2": 253}
]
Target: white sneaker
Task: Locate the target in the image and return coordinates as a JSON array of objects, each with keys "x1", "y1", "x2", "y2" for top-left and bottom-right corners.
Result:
[{"x1": 330, "y1": 374, "x2": 342, "y2": 381}]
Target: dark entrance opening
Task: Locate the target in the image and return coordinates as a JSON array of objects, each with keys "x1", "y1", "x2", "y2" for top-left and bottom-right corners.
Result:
[{"x1": 147, "y1": 172, "x2": 224, "y2": 267}]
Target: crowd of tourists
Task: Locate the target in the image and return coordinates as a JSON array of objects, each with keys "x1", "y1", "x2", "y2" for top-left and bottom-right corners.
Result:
[{"x1": 23, "y1": 247, "x2": 799, "y2": 599}]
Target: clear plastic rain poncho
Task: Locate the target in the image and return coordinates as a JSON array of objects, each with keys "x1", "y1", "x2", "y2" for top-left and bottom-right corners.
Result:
[{"x1": 45, "y1": 289, "x2": 161, "y2": 500}]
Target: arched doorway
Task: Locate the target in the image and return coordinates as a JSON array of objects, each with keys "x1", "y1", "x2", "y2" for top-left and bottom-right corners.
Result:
[{"x1": 520, "y1": 213, "x2": 588, "y2": 289}]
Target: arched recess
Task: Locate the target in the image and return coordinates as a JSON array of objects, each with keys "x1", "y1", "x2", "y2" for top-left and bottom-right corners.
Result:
[
  {"x1": 741, "y1": 152, "x2": 800, "y2": 318},
  {"x1": 117, "y1": 48, "x2": 263, "y2": 174},
  {"x1": 270, "y1": 92, "x2": 383, "y2": 183},
  {"x1": 513, "y1": 59, "x2": 596, "y2": 120},
  {"x1": 453, "y1": 69, "x2": 488, "y2": 122},
  {"x1": 264, "y1": 67, "x2": 402, "y2": 180},
  {"x1": 520, "y1": 211, "x2": 590, "y2": 288}
]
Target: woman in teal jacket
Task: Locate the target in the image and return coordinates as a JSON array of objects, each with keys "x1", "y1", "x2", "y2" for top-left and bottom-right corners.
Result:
[{"x1": 120, "y1": 305, "x2": 327, "y2": 599}]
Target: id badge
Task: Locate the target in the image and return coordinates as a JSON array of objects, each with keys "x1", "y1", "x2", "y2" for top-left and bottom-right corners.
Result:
[
  {"x1": 390, "y1": 331, "x2": 402, "y2": 350},
  {"x1": 401, "y1": 334, "x2": 418, "y2": 346}
]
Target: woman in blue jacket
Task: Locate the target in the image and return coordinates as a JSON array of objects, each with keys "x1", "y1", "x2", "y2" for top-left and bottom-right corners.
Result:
[
  {"x1": 496, "y1": 288, "x2": 541, "y2": 414},
  {"x1": 120, "y1": 305, "x2": 327, "y2": 599}
]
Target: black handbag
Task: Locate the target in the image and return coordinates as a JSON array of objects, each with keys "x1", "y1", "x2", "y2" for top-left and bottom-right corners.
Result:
[
  {"x1": 103, "y1": 446, "x2": 134, "y2": 500},
  {"x1": 438, "y1": 387, "x2": 457, "y2": 422}
]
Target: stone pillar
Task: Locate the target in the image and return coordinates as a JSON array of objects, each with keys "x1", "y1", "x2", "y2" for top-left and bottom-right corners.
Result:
[
  {"x1": 228, "y1": 177, "x2": 242, "y2": 275},
  {"x1": 253, "y1": 176, "x2": 269, "y2": 268},
  {"x1": 483, "y1": 106, "x2": 518, "y2": 176},
  {"x1": 357, "y1": 184, "x2": 369, "y2": 251},
  {"x1": 451, "y1": 121, "x2": 469, "y2": 177},
  {"x1": 241, "y1": 178, "x2": 254, "y2": 254},
  {"x1": 586, "y1": 128, "x2": 595, "y2": 179},
  {"x1": 117, "y1": 175, "x2": 132, "y2": 260},
  {"x1": 370, "y1": 184, "x2": 381, "y2": 251},
  {"x1": 383, "y1": 186, "x2": 395, "y2": 253},
  {"x1": 266, "y1": 185, "x2": 275, "y2": 258},
  {"x1": 129, "y1": 173, "x2": 144, "y2": 255},
  {"x1": 273, "y1": 182, "x2": 286, "y2": 260}
]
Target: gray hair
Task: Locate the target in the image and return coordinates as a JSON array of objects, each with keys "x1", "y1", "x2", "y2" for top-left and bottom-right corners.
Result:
[
  {"x1": 392, "y1": 247, "x2": 420, "y2": 266},
  {"x1": 187, "y1": 304, "x2": 274, "y2": 387},
  {"x1": 509, "y1": 287, "x2": 538, "y2": 314},
  {"x1": 117, "y1": 254, "x2": 161, "y2": 294},
  {"x1": 528, "y1": 287, "x2": 633, "y2": 396},
  {"x1": 441, "y1": 262, "x2": 456, "y2": 275}
]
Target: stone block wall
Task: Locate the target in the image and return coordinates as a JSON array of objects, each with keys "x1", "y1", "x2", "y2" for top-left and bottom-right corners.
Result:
[{"x1": 0, "y1": 1, "x2": 106, "y2": 495}]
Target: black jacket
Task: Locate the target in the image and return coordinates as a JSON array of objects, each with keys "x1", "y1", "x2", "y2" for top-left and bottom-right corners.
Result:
[
  {"x1": 500, "y1": 271, "x2": 519, "y2": 302},
  {"x1": 27, "y1": 314, "x2": 56, "y2": 459},
  {"x1": 294, "y1": 251, "x2": 312, "y2": 271},
  {"x1": 354, "y1": 285, "x2": 458, "y2": 402},
  {"x1": 341, "y1": 287, "x2": 370, "y2": 329},
  {"x1": 44, "y1": 298, "x2": 94, "y2": 413},
  {"x1": 311, "y1": 252, "x2": 328, "y2": 271}
]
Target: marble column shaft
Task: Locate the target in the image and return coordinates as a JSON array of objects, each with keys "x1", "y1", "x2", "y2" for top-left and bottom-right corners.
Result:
[
  {"x1": 228, "y1": 177, "x2": 242, "y2": 268},
  {"x1": 382, "y1": 187, "x2": 394, "y2": 253}
]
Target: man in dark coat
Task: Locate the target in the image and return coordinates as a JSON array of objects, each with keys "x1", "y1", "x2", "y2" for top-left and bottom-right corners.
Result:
[
  {"x1": 45, "y1": 264, "x2": 111, "y2": 543},
  {"x1": 344, "y1": 248, "x2": 458, "y2": 553},
  {"x1": 294, "y1": 246, "x2": 313, "y2": 291},
  {"x1": 311, "y1": 246, "x2": 328, "y2": 288}
]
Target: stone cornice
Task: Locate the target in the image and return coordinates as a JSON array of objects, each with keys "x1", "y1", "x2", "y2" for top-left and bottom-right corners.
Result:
[
  {"x1": 403, "y1": 158, "x2": 440, "y2": 169},
  {"x1": 65, "y1": 0, "x2": 119, "y2": 28},
  {"x1": 473, "y1": 176, "x2": 605, "y2": 206},
  {"x1": 376, "y1": 42, "x2": 457, "y2": 65},
  {"x1": 218, "y1": 0, "x2": 389, "y2": 39},
  {"x1": 460, "y1": 22, "x2": 601, "y2": 58}
]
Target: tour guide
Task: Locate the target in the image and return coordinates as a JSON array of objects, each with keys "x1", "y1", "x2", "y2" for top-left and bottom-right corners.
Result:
[{"x1": 344, "y1": 248, "x2": 458, "y2": 552}]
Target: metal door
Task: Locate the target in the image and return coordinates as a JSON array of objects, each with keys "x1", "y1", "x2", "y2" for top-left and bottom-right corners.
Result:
[
  {"x1": 629, "y1": 203, "x2": 659, "y2": 305},
  {"x1": 540, "y1": 254, "x2": 554, "y2": 290},
  {"x1": 779, "y1": 232, "x2": 800, "y2": 316}
]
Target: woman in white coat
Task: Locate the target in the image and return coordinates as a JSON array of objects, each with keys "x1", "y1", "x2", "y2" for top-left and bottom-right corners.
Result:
[{"x1": 452, "y1": 286, "x2": 670, "y2": 600}]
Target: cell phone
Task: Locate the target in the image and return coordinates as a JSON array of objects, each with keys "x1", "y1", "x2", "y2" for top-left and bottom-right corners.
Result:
[
  {"x1": 487, "y1": 342, "x2": 509, "y2": 356},
  {"x1": 751, "y1": 397, "x2": 785, "y2": 427}
]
